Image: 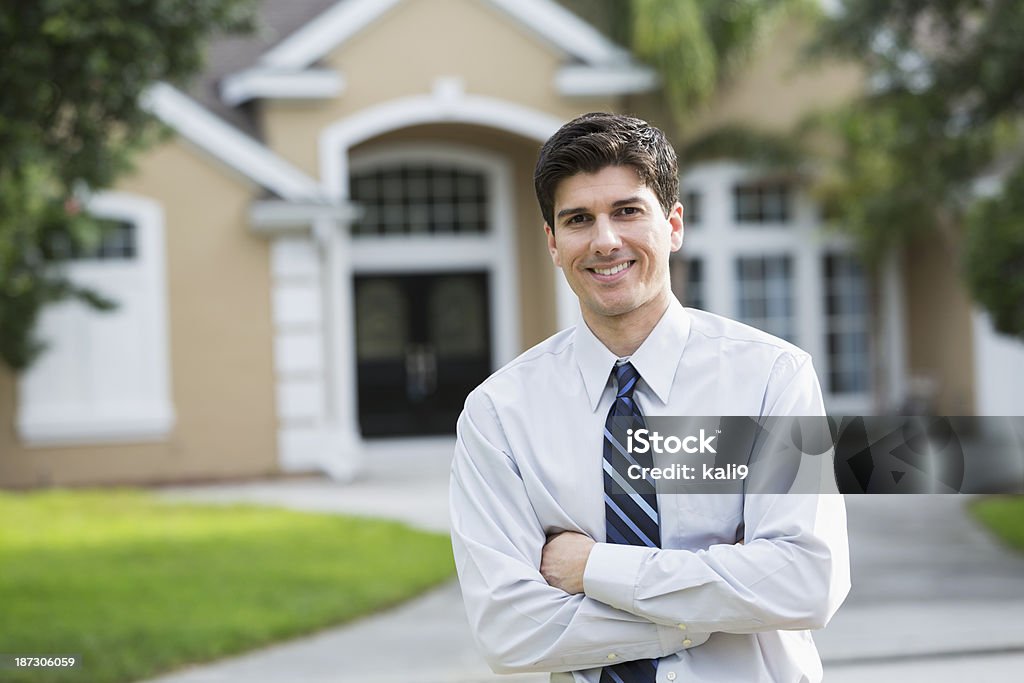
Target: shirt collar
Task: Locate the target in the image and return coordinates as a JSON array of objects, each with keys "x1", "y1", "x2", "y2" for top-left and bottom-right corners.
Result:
[{"x1": 573, "y1": 298, "x2": 692, "y2": 411}]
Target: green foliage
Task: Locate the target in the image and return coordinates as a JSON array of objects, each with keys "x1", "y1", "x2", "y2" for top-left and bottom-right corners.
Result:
[
  {"x1": 0, "y1": 0, "x2": 257, "y2": 371},
  {"x1": 813, "y1": 99, "x2": 998, "y2": 261},
  {"x1": 965, "y1": 166, "x2": 1024, "y2": 336},
  {"x1": 810, "y1": 0, "x2": 1024, "y2": 337},
  {"x1": 631, "y1": 0, "x2": 718, "y2": 124},
  {"x1": 0, "y1": 490, "x2": 455, "y2": 683},
  {"x1": 970, "y1": 495, "x2": 1024, "y2": 552},
  {"x1": 559, "y1": 0, "x2": 813, "y2": 134},
  {"x1": 560, "y1": 0, "x2": 823, "y2": 182},
  {"x1": 680, "y1": 124, "x2": 809, "y2": 171}
]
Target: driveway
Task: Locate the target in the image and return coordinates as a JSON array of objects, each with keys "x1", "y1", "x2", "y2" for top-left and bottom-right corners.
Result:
[{"x1": 151, "y1": 461, "x2": 1024, "y2": 682}]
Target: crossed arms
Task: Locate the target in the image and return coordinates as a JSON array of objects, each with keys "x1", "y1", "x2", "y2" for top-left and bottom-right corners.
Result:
[{"x1": 449, "y1": 363, "x2": 850, "y2": 674}]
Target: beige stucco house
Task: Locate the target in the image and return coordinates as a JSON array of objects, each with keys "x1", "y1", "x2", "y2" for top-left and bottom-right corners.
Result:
[{"x1": 2, "y1": 0, "x2": 1021, "y2": 488}]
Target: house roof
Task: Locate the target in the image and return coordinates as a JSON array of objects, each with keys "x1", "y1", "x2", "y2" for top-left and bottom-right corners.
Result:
[
  {"x1": 145, "y1": 0, "x2": 653, "y2": 201},
  {"x1": 186, "y1": 0, "x2": 340, "y2": 137},
  {"x1": 217, "y1": 0, "x2": 655, "y2": 107},
  {"x1": 256, "y1": 0, "x2": 631, "y2": 71},
  {"x1": 141, "y1": 82, "x2": 327, "y2": 202}
]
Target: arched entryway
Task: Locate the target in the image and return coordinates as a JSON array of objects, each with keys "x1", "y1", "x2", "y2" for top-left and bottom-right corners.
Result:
[{"x1": 347, "y1": 143, "x2": 515, "y2": 437}]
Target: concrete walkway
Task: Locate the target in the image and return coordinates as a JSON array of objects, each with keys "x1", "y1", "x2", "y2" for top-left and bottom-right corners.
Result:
[{"x1": 148, "y1": 456, "x2": 1024, "y2": 682}]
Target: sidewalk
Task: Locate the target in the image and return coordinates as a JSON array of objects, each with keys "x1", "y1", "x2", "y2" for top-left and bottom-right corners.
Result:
[{"x1": 150, "y1": 457, "x2": 1024, "y2": 682}]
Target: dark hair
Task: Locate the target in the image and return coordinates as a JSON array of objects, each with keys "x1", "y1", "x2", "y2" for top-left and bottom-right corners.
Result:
[{"x1": 534, "y1": 112, "x2": 679, "y2": 228}]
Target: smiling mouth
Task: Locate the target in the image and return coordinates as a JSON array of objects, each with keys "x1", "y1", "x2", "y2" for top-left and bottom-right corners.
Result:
[{"x1": 589, "y1": 261, "x2": 634, "y2": 276}]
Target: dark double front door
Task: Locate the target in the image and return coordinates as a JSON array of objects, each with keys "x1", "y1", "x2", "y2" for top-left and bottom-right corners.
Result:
[{"x1": 354, "y1": 272, "x2": 491, "y2": 437}]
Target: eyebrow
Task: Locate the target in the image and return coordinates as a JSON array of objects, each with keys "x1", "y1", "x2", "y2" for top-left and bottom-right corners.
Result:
[{"x1": 555, "y1": 196, "x2": 647, "y2": 220}]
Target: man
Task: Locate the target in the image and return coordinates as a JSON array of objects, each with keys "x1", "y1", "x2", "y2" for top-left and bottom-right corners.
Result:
[{"x1": 450, "y1": 112, "x2": 850, "y2": 682}]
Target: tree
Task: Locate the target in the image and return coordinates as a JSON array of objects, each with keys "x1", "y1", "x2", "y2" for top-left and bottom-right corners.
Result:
[
  {"x1": 810, "y1": 0, "x2": 1024, "y2": 338},
  {"x1": 558, "y1": 0, "x2": 817, "y2": 147},
  {"x1": 0, "y1": 0, "x2": 257, "y2": 371}
]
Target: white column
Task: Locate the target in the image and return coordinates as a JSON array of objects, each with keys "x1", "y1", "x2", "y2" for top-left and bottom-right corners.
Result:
[
  {"x1": 880, "y1": 250, "x2": 907, "y2": 412},
  {"x1": 320, "y1": 215, "x2": 362, "y2": 480}
]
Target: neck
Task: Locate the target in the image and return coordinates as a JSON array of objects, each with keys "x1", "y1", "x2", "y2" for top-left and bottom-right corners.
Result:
[{"x1": 584, "y1": 290, "x2": 673, "y2": 357}]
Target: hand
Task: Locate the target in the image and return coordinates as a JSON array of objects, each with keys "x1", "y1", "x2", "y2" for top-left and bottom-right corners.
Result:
[{"x1": 540, "y1": 531, "x2": 595, "y2": 594}]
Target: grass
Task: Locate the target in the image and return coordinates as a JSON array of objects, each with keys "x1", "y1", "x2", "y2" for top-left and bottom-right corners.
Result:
[
  {"x1": 970, "y1": 495, "x2": 1024, "y2": 552},
  {"x1": 0, "y1": 489, "x2": 455, "y2": 683}
]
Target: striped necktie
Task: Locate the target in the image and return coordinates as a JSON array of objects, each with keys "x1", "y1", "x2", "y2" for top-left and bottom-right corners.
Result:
[{"x1": 601, "y1": 362, "x2": 660, "y2": 683}]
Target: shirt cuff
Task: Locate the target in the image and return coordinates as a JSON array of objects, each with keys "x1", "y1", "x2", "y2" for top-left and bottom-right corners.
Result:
[{"x1": 583, "y1": 542, "x2": 651, "y2": 611}]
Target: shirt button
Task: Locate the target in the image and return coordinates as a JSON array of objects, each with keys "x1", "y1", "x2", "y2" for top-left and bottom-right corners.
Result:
[
  {"x1": 683, "y1": 639, "x2": 693, "y2": 647},
  {"x1": 677, "y1": 623, "x2": 687, "y2": 631},
  {"x1": 607, "y1": 653, "x2": 617, "y2": 661},
  {"x1": 667, "y1": 673, "x2": 677, "y2": 681}
]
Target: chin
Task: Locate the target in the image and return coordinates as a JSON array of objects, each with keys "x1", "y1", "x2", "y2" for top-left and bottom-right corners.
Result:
[{"x1": 587, "y1": 299, "x2": 640, "y2": 319}]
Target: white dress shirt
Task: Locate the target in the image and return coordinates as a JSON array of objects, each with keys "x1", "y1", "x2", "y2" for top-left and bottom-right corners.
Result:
[{"x1": 450, "y1": 300, "x2": 850, "y2": 682}]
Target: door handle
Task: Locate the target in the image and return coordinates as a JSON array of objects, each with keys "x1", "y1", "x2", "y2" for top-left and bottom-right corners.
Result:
[{"x1": 405, "y1": 344, "x2": 438, "y2": 401}]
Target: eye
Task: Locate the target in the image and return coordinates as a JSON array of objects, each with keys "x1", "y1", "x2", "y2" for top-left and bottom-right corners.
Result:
[
  {"x1": 618, "y1": 206, "x2": 642, "y2": 216},
  {"x1": 565, "y1": 214, "x2": 589, "y2": 225}
]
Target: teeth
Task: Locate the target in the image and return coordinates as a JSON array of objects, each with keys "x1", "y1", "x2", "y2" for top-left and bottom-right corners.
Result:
[{"x1": 593, "y1": 262, "x2": 631, "y2": 276}]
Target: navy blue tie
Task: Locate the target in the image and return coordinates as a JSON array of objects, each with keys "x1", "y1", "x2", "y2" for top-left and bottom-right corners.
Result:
[{"x1": 600, "y1": 362, "x2": 659, "y2": 683}]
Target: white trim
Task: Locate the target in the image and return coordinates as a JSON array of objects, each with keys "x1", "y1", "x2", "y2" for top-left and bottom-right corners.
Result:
[
  {"x1": 319, "y1": 83, "x2": 562, "y2": 202},
  {"x1": 484, "y1": 0, "x2": 630, "y2": 64},
  {"x1": 269, "y1": 220, "x2": 363, "y2": 481},
  {"x1": 140, "y1": 82, "x2": 325, "y2": 201},
  {"x1": 347, "y1": 142, "x2": 521, "y2": 385},
  {"x1": 350, "y1": 236, "x2": 499, "y2": 272},
  {"x1": 880, "y1": 250, "x2": 907, "y2": 411},
  {"x1": 259, "y1": 0, "x2": 629, "y2": 71},
  {"x1": 302, "y1": 141, "x2": 521, "y2": 477},
  {"x1": 556, "y1": 64, "x2": 659, "y2": 96},
  {"x1": 681, "y1": 161, "x2": 875, "y2": 413},
  {"x1": 260, "y1": 0, "x2": 404, "y2": 69},
  {"x1": 271, "y1": 236, "x2": 319, "y2": 281},
  {"x1": 220, "y1": 68, "x2": 344, "y2": 107},
  {"x1": 18, "y1": 409, "x2": 176, "y2": 447},
  {"x1": 249, "y1": 199, "x2": 359, "y2": 233},
  {"x1": 321, "y1": 214, "x2": 364, "y2": 480},
  {"x1": 17, "y1": 192, "x2": 176, "y2": 446},
  {"x1": 317, "y1": 82, "x2": 576, "y2": 330}
]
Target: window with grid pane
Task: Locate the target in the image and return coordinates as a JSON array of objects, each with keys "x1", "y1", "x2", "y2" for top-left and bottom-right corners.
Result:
[
  {"x1": 824, "y1": 254, "x2": 870, "y2": 394},
  {"x1": 350, "y1": 164, "x2": 488, "y2": 236},
  {"x1": 670, "y1": 256, "x2": 705, "y2": 310},
  {"x1": 733, "y1": 182, "x2": 791, "y2": 224},
  {"x1": 48, "y1": 219, "x2": 136, "y2": 260},
  {"x1": 736, "y1": 255, "x2": 795, "y2": 342},
  {"x1": 682, "y1": 190, "x2": 701, "y2": 226}
]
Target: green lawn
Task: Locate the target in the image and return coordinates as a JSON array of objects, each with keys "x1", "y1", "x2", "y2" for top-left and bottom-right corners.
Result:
[
  {"x1": 970, "y1": 495, "x2": 1024, "y2": 552},
  {"x1": 0, "y1": 490, "x2": 455, "y2": 683}
]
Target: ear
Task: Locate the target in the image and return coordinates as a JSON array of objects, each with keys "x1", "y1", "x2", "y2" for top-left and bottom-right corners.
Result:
[
  {"x1": 544, "y1": 224, "x2": 562, "y2": 267},
  {"x1": 668, "y1": 201, "x2": 684, "y2": 253}
]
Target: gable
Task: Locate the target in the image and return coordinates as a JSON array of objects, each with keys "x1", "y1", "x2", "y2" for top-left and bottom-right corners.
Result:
[
  {"x1": 260, "y1": 0, "x2": 627, "y2": 71},
  {"x1": 327, "y1": 0, "x2": 572, "y2": 108},
  {"x1": 220, "y1": 0, "x2": 655, "y2": 108}
]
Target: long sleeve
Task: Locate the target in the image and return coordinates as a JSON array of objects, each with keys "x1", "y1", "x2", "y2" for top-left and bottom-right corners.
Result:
[
  {"x1": 450, "y1": 389, "x2": 686, "y2": 674},
  {"x1": 582, "y1": 353, "x2": 851, "y2": 635}
]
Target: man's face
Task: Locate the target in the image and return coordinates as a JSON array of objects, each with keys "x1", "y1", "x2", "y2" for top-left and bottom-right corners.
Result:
[{"x1": 545, "y1": 165, "x2": 683, "y2": 325}]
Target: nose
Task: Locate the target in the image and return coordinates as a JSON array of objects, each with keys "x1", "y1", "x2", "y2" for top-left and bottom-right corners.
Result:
[{"x1": 591, "y1": 214, "x2": 622, "y2": 255}]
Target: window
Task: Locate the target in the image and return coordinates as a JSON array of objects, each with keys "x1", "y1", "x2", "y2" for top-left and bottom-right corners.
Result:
[
  {"x1": 47, "y1": 219, "x2": 137, "y2": 261},
  {"x1": 736, "y1": 255, "x2": 795, "y2": 342},
  {"x1": 17, "y1": 193, "x2": 174, "y2": 445},
  {"x1": 734, "y1": 182, "x2": 791, "y2": 224},
  {"x1": 671, "y1": 256, "x2": 705, "y2": 310},
  {"x1": 350, "y1": 164, "x2": 488, "y2": 235},
  {"x1": 682, "y1": 161, "x2": 877, "y2": 412},
  {"x1": 824, "y1": 254, "x2": 870, "y2": 394},
  {"x1": 682, "y1": 190, "x2": 701, "y2": 226}
]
